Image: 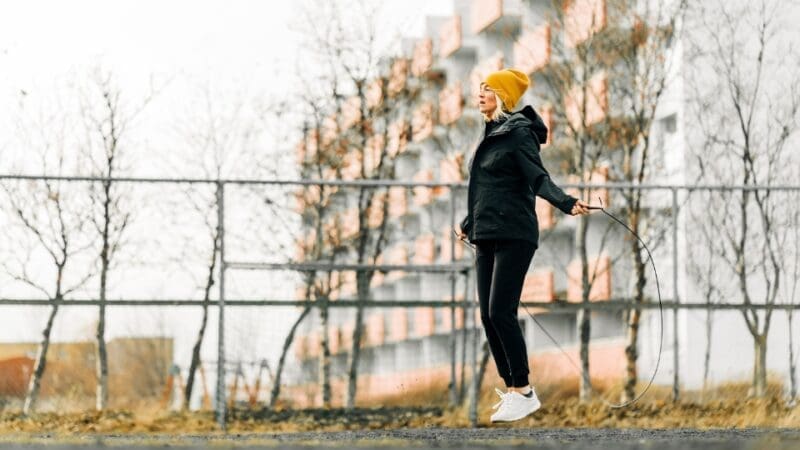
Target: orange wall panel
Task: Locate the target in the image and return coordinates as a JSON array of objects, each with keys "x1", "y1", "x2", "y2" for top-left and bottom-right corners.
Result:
[
  {"x1": 411, "y1": 38, "x2": 433, "y2": 77},
  {"x1": 414, "y1": 307, "x2": 436, "y2": 337},
  {"x1": 521, "y1": 270, "x2": 556, "y2": 302},
  {"x1": 471, "y1": 0, "x2": 503, "y2": 34},
  {"x1": 567, "y1": 253, "x2": 612, "y2": 302},
  {"x1": 564, "y1": 0, "x2": 607, "y2": 48},
  {"x1": 514, "y1": 23, "x2": 551, "y2": 74},
  {"x1": 439, "y1": 80, "x2": 464, "y2": 125},
  {"x1": 439, "y1": 16, "x2": 462, "y2": 57}
]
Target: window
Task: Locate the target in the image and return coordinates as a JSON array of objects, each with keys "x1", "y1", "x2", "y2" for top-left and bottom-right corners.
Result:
[{"x1": 661, "y1": 113, "x2": 677, "y2": 134}]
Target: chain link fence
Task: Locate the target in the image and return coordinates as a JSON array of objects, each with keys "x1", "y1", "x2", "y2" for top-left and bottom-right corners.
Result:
[{"x1": 1, "y1": 175, "x2": 799, "y2": 428}]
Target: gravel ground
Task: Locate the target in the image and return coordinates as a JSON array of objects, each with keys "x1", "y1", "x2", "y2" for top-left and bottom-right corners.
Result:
[{"x1": 3, "y1": 428, "x2": 800, "y2": 449}]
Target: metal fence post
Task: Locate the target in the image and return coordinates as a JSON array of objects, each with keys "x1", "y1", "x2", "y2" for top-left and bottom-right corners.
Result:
[
  {"x1": 449, "y1": 188, "x2": 458, "y2": 406},
  {"x1": 215, "y1": 181, "x2": 227, "y2": 430},
  {"x1": 466, "y1": 267, "x2": 479, "y2": 427},
  {"x1": 672, "y1": 186, "x2": 680, "y2": 401}
]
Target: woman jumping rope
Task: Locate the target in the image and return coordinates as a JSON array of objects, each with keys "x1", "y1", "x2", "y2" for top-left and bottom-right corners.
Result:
[{"x1": 455, "y1": 68, "x2": 591, "y2": 423}]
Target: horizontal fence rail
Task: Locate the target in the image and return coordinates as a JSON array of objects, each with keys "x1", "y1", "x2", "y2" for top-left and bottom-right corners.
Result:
[
  {"x1": 0, "y1": 298, "x2": 796, "y2": 311},
  {"x1": 226, "y1": 262, "x2": 473, "y2": 272},
  {"x1": 3, "y1": 173, "x2": 800, "y2": 191}
]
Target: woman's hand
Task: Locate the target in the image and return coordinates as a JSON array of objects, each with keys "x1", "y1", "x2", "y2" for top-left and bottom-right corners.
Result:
[
  {"x1": 454, "y1": 224, "x2": 467, "y2": 240},
  {"x1": 570, "y1": 199, "x2": 591, "y2": 216}
]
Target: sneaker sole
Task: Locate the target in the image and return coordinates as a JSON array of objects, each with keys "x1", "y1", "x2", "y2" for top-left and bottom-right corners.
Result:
[{"x1": 490, "y1": 399, "x2": 541, "y2": 423}]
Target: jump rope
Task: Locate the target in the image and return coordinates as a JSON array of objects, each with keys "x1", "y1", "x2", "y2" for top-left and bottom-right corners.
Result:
[{"x1": 454, "y1": 197, "x2": 664, "y2": 408}]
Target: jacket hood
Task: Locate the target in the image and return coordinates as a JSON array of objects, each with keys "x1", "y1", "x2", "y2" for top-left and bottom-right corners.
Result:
[
  {"x1": 488, "y1": 104, "x2": 548, "y2": 143},
  {"x1": 514, "y1": 105, "x2": 549, "y2": 144}
]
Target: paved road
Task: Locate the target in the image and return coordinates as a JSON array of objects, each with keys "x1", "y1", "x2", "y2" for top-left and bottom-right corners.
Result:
[{"x1": 3, "y1": 428, "x2": 800, "y2": 449}]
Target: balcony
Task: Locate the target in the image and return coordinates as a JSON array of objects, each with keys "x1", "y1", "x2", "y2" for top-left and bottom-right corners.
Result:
[
  {"x1": 411, "y1": 102, "x2": 435, "y2": 143},
  {"x1": 413, "y1": 233, "x2": 436, "y2": 265},
  {"x1": 564, "y1": 70, "x2": 608, "y2": 130},
  {"x1": 413, "y1": 307, "x2": 436, "y2": 338},
  {"x1": 438, "y1": 15, "x2": 462, "y2": 58},
  {"x1": 471, "y1": 0, "x2": 521, "y2": 36},
  {"x1": 365, "y1": 313, "x2": 385, "y2": 347},
  {"x1": 566, "y1": 252, "x2": 612, "y2": 302},
  {"x1": 438, "y1": 80, "x2": 464, "y2": 126},
  {"x1": 412, "y1": 169, "x2": 435, "y2": 207},
  {"x1": 565, "y1": 165, "x2": 611, "y2": 208},
  {"x1": 520, "y1": 270, "x2": 556, "y2": 314},
  {"x1": 536, "y1": 197, "x2": 555, "y2": 229},
  {"x1": 564, "y1": 0, "x2": 607, "y2": 48},
  {"x1": 328, "y1": 327, "x2": 341, "y2": 354},
  {"x1": 387, "y1": 308, "x2": 409, "y2": 342},
  {"x1": 366, "y1": 78, "x2": 383, "y2": 111},
  {"x1": 387, "y1": 58, "x2": 409, "y2": 98},
  {"x1": 513, "y1": 23, "x2": 551, "y2": 74},
  {"x1": 439, "y1": 294, "x2": 466, "y2": 332},
  {"x1": 341, "y1": 95, "x2": 361, "y2": 131},
  {"x1": 388, "y1": 186, "x2": 408, "y2": 218},
  {"x1": 339, "y1": 150, "x2": 362, "y2": 181},
  {"x1": 386, "y1": 118, "x2": 409, "y2": 157},
  {"x1": 438, "y1": 224, "x2": 465, "y2": 262}
]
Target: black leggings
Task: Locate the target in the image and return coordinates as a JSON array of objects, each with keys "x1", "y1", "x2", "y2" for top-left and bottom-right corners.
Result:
[{"x1": 474, "y1": 238, "x2": 536, "y2": 388}]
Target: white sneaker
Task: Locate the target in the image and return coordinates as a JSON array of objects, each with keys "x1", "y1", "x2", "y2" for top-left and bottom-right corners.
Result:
[{"x1": 490, "y1": 388, "x2": 541, "y2": 423}]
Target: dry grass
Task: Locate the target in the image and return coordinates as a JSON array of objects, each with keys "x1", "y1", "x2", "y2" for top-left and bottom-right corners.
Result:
[{"x1": 2, "y1": 379, "x2": 799, "y2": 434}]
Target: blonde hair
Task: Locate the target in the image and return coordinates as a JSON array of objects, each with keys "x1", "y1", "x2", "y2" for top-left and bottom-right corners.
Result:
[{"x1": 481, "y1": 86, "x2": 512, "y2": 123}]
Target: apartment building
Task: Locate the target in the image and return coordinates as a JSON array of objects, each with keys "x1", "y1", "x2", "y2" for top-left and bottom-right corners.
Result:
[{"x1": 283, "y1": 0, "x2": 654, "y2": 407}]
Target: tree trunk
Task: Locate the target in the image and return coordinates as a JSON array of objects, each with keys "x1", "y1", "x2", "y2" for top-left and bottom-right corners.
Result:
[
  {"x1": 789, "y1": 311, "x2": 797, "y2": 402},
  {"x1": 449, "y1": 299, "x2": 457, "y2": 406},
  {"x1": 623, "y1": 308, "x2": 641, "y2": 401},
  {"x1": 576, "y1": 213, "x2": 591, "y2": 403},
  {"x1": 269, "y1": 305, "x2": 312, "y2": 408},
  {"x1": 23, "y1": 303, "x2": 59, "y2": 415},
  {"x1": 184, "y1": 303, "x2": 209, "y2": 410},
  {"x1": 458, "y1": 305, "x2": 468, "y2": 405},
  {"x1": 185, "y1": 234, "x2": 219, "y2": 410},
  {"x1": 345, "y1": 271, "x2": 369, "y2": 409},
  {"x1": 752, "y1": 334, "x2": 768, "y2": 397},
  {"x1": 623, "y1": 222, "x2": 646, "y2": 402},
  {"x1": 468, "y1": 341, "x2": 491, "y2": 426},
  {"x1": 703, "y1": 309, "x2": 713, "y2": 395},
  {"x1": 96, "y1": 179, "x2": 112, "y2": 412},
  {"x1": 95, "y1": 299, "x2": 108, "y2": 411},
  {"x1": 319, "y1": 299, "x2": 332, "y2": 408}
]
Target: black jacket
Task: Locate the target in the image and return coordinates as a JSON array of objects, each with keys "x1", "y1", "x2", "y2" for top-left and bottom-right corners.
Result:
[{"x1": 459, "y1": 105, "x2": 577, "y2": 248}]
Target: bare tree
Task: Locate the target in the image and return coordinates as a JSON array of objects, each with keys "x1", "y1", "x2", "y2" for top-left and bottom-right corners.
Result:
[
  {"x1": 525, "y1": 0, "x2": 682, "y2": 402},
  {"x1": 293, "y1": 0, "x2": 434, "y2": 409},
  {"x1": 602, "y1": 0, "x2": 686, "y2": 402},
  {"x1": 685, "y1": 0, "x2": 800, "y2": 397},
  {"x1": 78, "y1": 67, "x2": 157, "y2": 410},
  {"x1": 269, "y1": 304, "x2": 313, "y2": 408},
  {"x1": 167, "y1": 83, "x2": 261, "y2": 410},
  {"x1": 1, "y1": 89, "x2": 94, "y2": 414},
  {"x1": 786, "y1": 201, "x2": 800, "y2": 403},
  {"x1": 522, "y1": 0, "x2": 616, "y2": 402},
  {"x1": 686, "y1": 200, "x2": 725, "y2": 395}
]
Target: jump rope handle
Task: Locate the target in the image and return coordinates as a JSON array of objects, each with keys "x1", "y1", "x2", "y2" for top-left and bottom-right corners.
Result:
[{"x1": 585, "y1": 196, "x2": 604, "y2": 210}]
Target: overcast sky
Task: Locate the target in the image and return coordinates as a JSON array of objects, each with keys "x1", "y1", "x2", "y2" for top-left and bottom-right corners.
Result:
[
  {"x1": 0, "y1": 0, "x2": 454, "y2": 171},
  {"x1": 0, "y1": 0, "x2": 454, "y2": 396}
]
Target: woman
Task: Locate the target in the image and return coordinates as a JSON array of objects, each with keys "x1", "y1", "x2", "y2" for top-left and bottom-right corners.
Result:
[{"x1": 455, "y1": 68, "x2": 591, "y2": 423}]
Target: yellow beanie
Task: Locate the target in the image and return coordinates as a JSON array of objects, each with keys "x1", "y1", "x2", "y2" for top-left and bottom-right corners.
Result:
[{"x1": 483, "y1": 68, "x2": 530, "y2": 111}]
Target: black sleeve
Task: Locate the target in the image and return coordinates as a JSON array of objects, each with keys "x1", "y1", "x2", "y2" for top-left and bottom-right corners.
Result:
[
  {"x1": 510, "y1": 128, "x2": 578, "y2": 215},
  {"x1": 459, "y1": 214, "x2": 472, "y2": 234}
]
